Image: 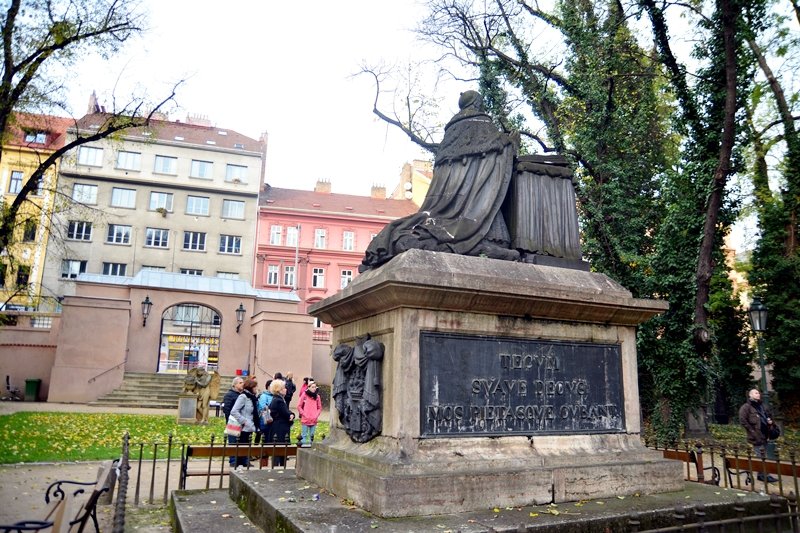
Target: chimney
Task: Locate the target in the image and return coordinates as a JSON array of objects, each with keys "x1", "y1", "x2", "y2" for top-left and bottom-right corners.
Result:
[
  {"x1": 371, "y1": 183, "x2": 387, "y2": 199},
  {"x1": 314, "y1": 178, "x2": 331, "y2": 194}
]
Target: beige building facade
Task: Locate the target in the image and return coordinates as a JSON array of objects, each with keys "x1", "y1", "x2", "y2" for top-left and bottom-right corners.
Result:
[{"x1": 40, "y1": 113, "x2": 265, "y2": 302}]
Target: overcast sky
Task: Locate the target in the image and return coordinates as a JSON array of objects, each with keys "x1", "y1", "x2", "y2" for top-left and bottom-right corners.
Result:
[{"x1": 67, "y1": 0, "x2": 461, "y2": 196}]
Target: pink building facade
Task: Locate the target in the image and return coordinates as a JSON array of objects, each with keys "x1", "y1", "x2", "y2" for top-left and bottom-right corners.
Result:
[{"x1": 254, "y1": 180, "x2": 417, "y2": 383}]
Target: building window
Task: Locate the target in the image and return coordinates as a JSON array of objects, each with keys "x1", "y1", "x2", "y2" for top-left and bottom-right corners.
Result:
[
  {"x1": 140, "y1": 265, "x2": 165, "y2": 272},
  {"x1": 67, "y1": 221, "x2": 92, "y2": 241},
  {"x1": 186, "y1": 195, "x2": 209, "y2": 216},
  {"x1": 8, "y1": 170, "x2": 23, "y2": 194},
  {"x1": 225, "y1": 164, "x2": 247, "y2": 183},
  {"x1": 145, "y1": 228, "x2": 169, "y2": 248},
  {"x1": 216, "y1": 271, "x2": 239, "y2": 279},
  {"x1": 221, "y1": 199, "x2": 245, "y2": 219},
  {"x1": 313, "y1": 317, "x2": 323, "y2": 328},
  {"x1": 283, "y1": 265, "x2": 295, "y2": 287},
  {"x1": 106, "y1": 224, "x2": 131, "y2": 244},
  {"x1": 15, "y1": 265, "x2": 30, "y2": 286},
  {"x1": 286, "y1": 226, "x2": 298, "y2": 247},
  {"x1": 61, "y1": 259, "x2": 86, "y2": 279},
  {"x1": 342, "y1": 231, "x2": 355, "y2": 251},
  {"x1": 314, "y1": 229, "x2": 327, "y2": 249},
  {"x1": 190, "y1": 160, "x2": 213, "y2": 179},
  {"x1": 102, "y1": 262, "x2": 127, "y2": 276},
  {"x1": 219, "y1": 234, "x2": 241, "y2": 254},
  {"x1": 72, "y1": 183, "x2": 97, "y2": 204},
  {"x1": 30, "y1": 316, "x2": 52, "y2": 328},
  {"x1": 183, "y1": 231, "x2": 206, "y2": 251},
  {"x1": 116, "y1": 151, "x2": 141, "y2": 171},
  {"x1": 269, "y1": 225, "x2": 282, "y2": 245},
  {"x1": 77, "y1": 146, "x2": 103, "y2": 166},
  {"x1": 174, "y1": 304, "x2": 200, "y2": 324},
  {"x1": 267, "y1": 265, "x2": 279, "y2": 285},
  {"x1": 179, "y1": 268, "x2": 203, "y2": 276},
  {"x1": 24, "y1": 131, "x2": 47, "y2": 144},
  {"x1": 149, "y1": 191, "x2": 173, "y2": 212},
  {"x1": 20, "y1": 219, "x2": 36, "y2": 242},
  {"x1": 312, "y1": 267, "x2": 325, "y2": 288},
  {"x1": 110, "y1": 187, "x2": 136, "y2": 208},
  {"x1": 31, "y1": 176, "x2": 43, "y2": 196},
  {"x1": 154, "y1": 155, "x2": 177, "y2": 174},
  {"x1": 340, "y1": 269, "x2": 353, "y2": 288}
]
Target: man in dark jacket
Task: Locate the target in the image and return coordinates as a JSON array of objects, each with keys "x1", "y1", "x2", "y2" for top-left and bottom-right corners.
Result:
[
  {"x1": 284, "y1": 372, "x2": 297, "y2": 406},
  {"x1": 739, "y1": 388, "x2": 777, "y2": 481},
  {"x1": 222, "y1": 376, "x2": 244, "y2": 420}
]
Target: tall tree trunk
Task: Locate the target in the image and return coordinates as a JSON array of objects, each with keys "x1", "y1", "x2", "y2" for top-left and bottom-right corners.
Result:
[{"x1": 693, "y1": 0, "x2": 738, "y2": 350}]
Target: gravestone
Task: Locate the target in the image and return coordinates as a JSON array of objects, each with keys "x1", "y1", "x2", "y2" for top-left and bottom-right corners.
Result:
[{"x1": 177, "y1": 394, "x2": 198, "y2": 425}]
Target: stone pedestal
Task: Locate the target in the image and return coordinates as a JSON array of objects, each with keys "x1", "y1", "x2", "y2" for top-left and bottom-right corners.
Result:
[
  {"x1": 301, "y1": 250, "x2": 683, "y2": 518},
  {"x1": 177, "y1": 394, "x2": 198, "y2": 424}
]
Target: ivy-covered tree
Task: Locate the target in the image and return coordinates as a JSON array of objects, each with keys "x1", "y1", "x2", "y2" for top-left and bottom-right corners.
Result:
[
  {"x1": 746, "y1": 0, "x2": 800, "y2": 421},
  {"x1": 363, "y1": 0, "x2": 761, "y2": 438}
]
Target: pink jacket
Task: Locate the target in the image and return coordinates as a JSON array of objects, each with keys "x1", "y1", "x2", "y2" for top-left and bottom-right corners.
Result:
[{"x1": 297, "y1": 390, "x2": 323, "y2": 426}]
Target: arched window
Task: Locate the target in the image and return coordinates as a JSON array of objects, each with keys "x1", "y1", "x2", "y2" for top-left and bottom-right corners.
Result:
[{"x1": 158, "y1": 303, "x2": 221, "y2": 373}]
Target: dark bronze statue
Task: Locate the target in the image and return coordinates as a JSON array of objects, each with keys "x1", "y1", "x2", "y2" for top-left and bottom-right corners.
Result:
[
  {"x1": 332, "y1": 334, "x2": 384, "y2": 443},
  {"x1": 359, "y1": 90, "x2": 520, "y2": 272}
]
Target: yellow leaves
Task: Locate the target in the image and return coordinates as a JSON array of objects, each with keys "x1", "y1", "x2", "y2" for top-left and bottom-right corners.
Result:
[{"x1": 529, "y1": 512, "x2": 540, "y2": 517}]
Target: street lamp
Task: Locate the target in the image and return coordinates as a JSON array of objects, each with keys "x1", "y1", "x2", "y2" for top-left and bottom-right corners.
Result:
[
  {"x1": 748, "y1": 297, "x2": 769, "y2": 406},
  {"x1": 235, "y1": 303, "x2": 246, "y2": 333},
  {"x1": 141, "y1": 296, "x2": 153, "y2": 327}
]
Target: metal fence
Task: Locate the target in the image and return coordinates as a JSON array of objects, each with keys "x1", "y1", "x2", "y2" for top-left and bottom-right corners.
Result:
[
  {"x1": 119, "y1": 433, "x2": 299, "y2": 507},
  {"x1": 645, "y1": 438, "x2": 800, "y2": 498},
  {"x1": 628, "y1": 494, "x2": 799, "y2": 532}
]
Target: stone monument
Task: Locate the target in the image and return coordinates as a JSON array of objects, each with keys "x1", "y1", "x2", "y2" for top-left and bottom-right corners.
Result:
[
  {"x1": 180, "y1": 368, "x2": 220, "y2": 424},
  {"x1": 299, "y1": 91, "x2": 682, "y2": 518}
]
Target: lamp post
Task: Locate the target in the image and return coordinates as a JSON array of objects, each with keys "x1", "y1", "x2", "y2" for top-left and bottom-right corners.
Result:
[
  {"x1": 748, "y1": 297, "x2": 769, "y2": 407},
  {"x1": 235, "y1": 303, "x2": 246, "y2": 333},
  {"x1": 141, "y1": 296, "x2": 153, "y2": 327}
]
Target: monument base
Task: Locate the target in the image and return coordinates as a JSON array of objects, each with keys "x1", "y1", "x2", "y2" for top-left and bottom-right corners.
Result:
[
  {"x1": 305, "y1": 250, "x2": 682, "y2": 517},
  {"x1": 298, "y1": 434, "x2": 682, "y2": 517}
]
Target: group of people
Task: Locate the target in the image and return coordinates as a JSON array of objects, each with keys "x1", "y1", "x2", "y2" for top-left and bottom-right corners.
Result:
[{"x1": 221, "y1": 372, "x2": 323, "y2": 469}]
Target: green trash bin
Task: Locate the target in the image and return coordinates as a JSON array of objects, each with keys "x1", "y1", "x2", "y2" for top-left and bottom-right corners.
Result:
[{"x1": 24, "y1": 379, "x2": 41, "y2": 402}]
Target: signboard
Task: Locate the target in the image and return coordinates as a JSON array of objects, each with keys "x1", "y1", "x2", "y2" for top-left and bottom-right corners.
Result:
[{"x1": 420, "y1": 332, "x2": 625, "y2": 437}]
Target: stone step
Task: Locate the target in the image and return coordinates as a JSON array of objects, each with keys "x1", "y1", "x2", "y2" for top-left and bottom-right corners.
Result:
[
  {"x1": 172, "y1": 488, "x2": 264, "y2": 533},
  {"x1": 89, "y1": 371, "x2": 236, "y2": 410}
]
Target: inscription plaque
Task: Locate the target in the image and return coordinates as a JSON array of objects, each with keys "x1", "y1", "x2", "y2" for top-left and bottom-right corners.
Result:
[{"x1": 420, "y1": 332, "x2": 625, "y2": 437}]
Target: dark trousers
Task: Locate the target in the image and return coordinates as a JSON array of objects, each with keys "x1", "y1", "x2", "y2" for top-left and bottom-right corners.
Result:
[{"x1": 228, "y1": 431, "x2": 252, "y2": 467}]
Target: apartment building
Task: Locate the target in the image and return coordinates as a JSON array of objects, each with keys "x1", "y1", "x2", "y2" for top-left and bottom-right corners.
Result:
[
  {"x1": 254, "y1": 179, "x2": 418, "y2": 382},
  {"x1": 0, "y1": 113, "x2": 73, "y2": 310},
  {"x1": 41, "y1": 113, "x2": 266, "y2": 300}
]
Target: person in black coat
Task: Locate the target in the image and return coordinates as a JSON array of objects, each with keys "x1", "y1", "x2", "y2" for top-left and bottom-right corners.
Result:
[
  {"x1": 222, "y1": 376, "x2": 244, "y2": 420},
  {"x1": 284, "y1": 372, "x2": 297, "y2": 406},
  {"x1": 267, "y1": 379, "x2": 295, "y2": 466}
]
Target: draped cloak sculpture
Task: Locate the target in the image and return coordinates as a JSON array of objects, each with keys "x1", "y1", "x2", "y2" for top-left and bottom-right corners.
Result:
[
  {"x1": 359, "y1": 90, "x2": 583, "y2": 273},
  {"x1": 359, "y1": 90, "x2": 520, "y2": 272}
]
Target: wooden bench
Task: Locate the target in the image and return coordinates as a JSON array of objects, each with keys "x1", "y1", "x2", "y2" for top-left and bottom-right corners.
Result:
[
  {"x1": 661, "y1": 449, "x2": 721, "y2": 485},
  {"x1": 723, "y1": 455, "x2": 798, "y2": 488},
  {"x1": 179, "y1": 443, "x2": 299, "y2": 489},
  {"x1": 0, "y1": 460, "x2": 116, "y2": 533}
]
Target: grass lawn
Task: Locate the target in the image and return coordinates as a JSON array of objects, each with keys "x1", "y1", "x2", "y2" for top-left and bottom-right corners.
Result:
[{"x1": 0, "y1": 412, "x2": 329, "y2": 464}]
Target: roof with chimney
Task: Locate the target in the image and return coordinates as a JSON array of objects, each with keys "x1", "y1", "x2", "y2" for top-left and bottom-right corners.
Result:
[
  {"x1": 73, "y1": 113, "x2": 264, "y2": 153},
  {"x1": 259, "y1": 183, "x2": 418, "y2": 219}
]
